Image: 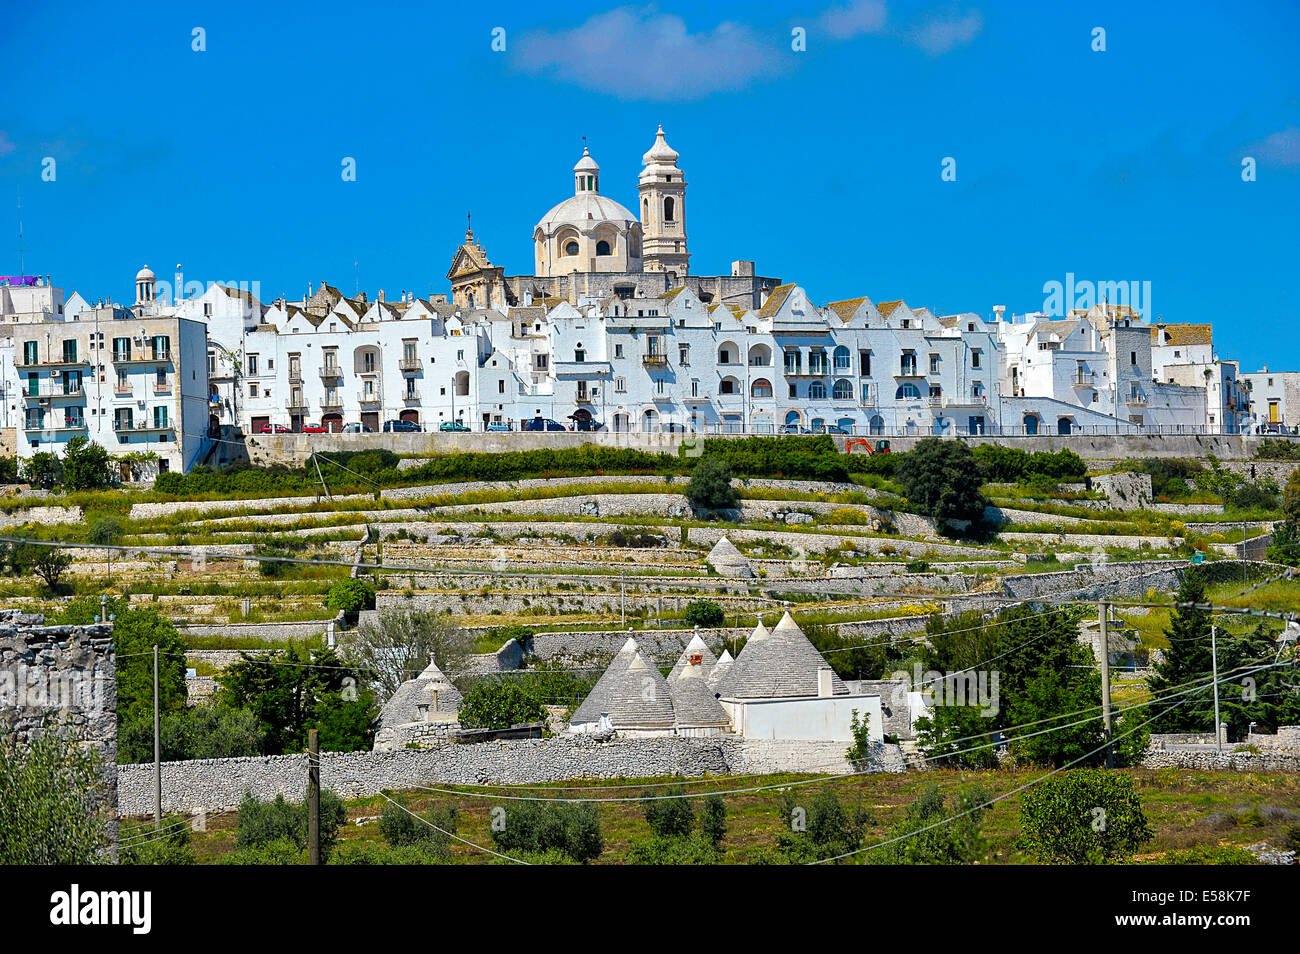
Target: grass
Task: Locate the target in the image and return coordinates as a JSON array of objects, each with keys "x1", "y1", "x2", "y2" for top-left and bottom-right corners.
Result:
[{"x1": 172, "y1": 766, "x2": 1300, "y2": 865}]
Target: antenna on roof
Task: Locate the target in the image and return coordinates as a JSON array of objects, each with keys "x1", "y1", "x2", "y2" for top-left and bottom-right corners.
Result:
[
  {"x1": 16, "y1": 188, "x2": 25, "y2": 276},
  {"x1": 354, "y1": 260, "x2": 359, "y2": 297}
]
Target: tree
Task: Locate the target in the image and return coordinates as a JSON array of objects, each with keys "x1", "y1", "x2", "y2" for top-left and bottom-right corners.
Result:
[
  {"x1": 490, "y1": 800, "x2": 603, "y2": 863},
  {"x1": 1283, "y1": 469, "x2": 1300, "y2": 524},
  {"x1": 698, "y1": 794, "x2": 727, "y2": 847},
  {"x1": 684, "y1": 456, "x2": 738, "y2": 512},
  {"x1": 20, "y1": 451, "x2": 62, "y2": 489},
  {"x1": 235, "y1": 788, "x2": 346, "y2": 860},
  {"x1": 325, "y1": 579, "x2": 375, "y2": 615},
  {"x1": 342, "y1": 608, "x2": 475, "y2": 700},
  {"x1": 86, "y1": 517, "x2": 124, "y2": 546},
  {"x1": 118, "y1": 706, "x2": 264, "y2": 764},
  {"x1": 867, "y1": 785, "x2": 989, "y2": 865},
  {"x1": 57, "y1": 596, "x2": 189, "y2": 730},
  {"x1": 215, "y1": 644, "x2": 376, "y2": 755},
  {"x1": 0, "y1": 731, "x2": 111, "y2": 864},
  {"x1": 61, "y1": 437, "x2": 113, "y2": 491},
  {"x1": 893, "y1": 438, "x2": 987, "y2": 525},
  {"x1": 1018, "y1": 769, "x2": 1153, "y2": 864},
  {"x1": 456, "y1": 679, "x2": 547, "y2": 730},
  {"x1": 915, "y1": 704, "x2": 999, "y2": 769},
  {"x1": 1148, "y1": 568, "x2": 1214, "y2": 733},
  {"x1": 682, "y1": 600, "x2": 725, "y2": 628},
  {"x1": 378, "y1": 793, "x2": 457, "y2": 860},
  {"x1": 643, "y1": 787, "x2": 694, "y2": 838},
  {"x1": 773, "y1": 789, "x2": 872, "y2": 863},
  {"x1": 17, "y1": 542, "x2": 71, "y2": 590}
]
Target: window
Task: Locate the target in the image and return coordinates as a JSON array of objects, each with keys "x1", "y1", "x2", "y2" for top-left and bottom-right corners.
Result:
[
  {"x1": 247, "y1": 354, "x2": 259, "y2": 375},
  {"x1": 1130, "y1": 351, "x2": 1137, "y2": 365},
  {"x1": 113, "y1": 337, "x2": 131, "y2": 361},
  {"x1": 403, "y1": 341, "x2": 418, "y2": 362},
  {"x1": 833, "y1": 346, "x2": 851, "y2": 371},
  {"x1": 719, "y1": 347, "x2": 732, "y2": 364},
  {"x1": 859, "y1": 350, "x2": 871, "y2": 376},
  {"x1": 564, "y1": 240, "x2": 579, "y2": 256},
  {"x1": 250, "y1": 382, "x2": 259, "y2": 398},
  {"x1": 679, "y1": 344, "x2": 689, "y2": 365},
  {"x1": 595, "y1": 240, "x2": 612, "y2": 256},
  {"x1": 900, "y1": 352, "x2": 917, "y2": 376},
  {"x1": 691, "y1": 379, "x2": 699, "y2": 398},
  {"x1": 203, "y1": 302, "x2": 212, "y2": 317},
  {"x1": 62, "y1": 339, "x2": 77, "y2": 362},
  {"x1": 22, "y1": 341, "x2": 38, "y2": 365},
  {"x1": 833, "y1": 378, "x2": 853, "y2": 400},
  {"x1": 657, "y1": 379, "x2": 666, "y2": 395},
  {"x1": 498, "y1": 380, "x2": 505, "y2": 394},
  {"x1": 809, "y1": 350, "x2": 828, "y2": 375},
  {"x1": 971, "y1": 349, "x2": 982, "y2": 369},
  {"x1": 784, "y1": 350, "x2": 801, "y2": 374},
  {"x1": 574, "y1": 348, "x2": 585, "y2": 362},
  {"x1": 788, "y1": 383, "x2": 797, "y2": 398},
  {"x1": 615, "y1": 343, "x2": 624, "y2": 359},
  {"x1": 153, "y1": 406, "x2": 168, "y2": 429},
  {"x1": 615, "y1": 376, "x2": 626, "y2": 393},
  {"x1": 896, "y1": 383, "x2": 922, "y2": 400},
  {"x1": 861, "y1": 382, "x2": 874, "y2": 404},
  {"x1": 664, "y1": 197, "x2": 675, "y2": 222},
  {"x1": 929, "y1": 353, "x2": 941, "y2": 374},
  {"x1": 808, "y1": 381, "x2": 827, "y2": 400},
  {"x1": 751, "y1": 378, "x2": 772, "y2": 398}
]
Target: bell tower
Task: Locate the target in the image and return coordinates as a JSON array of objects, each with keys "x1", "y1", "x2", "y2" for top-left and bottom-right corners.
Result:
[{"x1": 638, "y1": 126, "x2": 689, "y2": 279}]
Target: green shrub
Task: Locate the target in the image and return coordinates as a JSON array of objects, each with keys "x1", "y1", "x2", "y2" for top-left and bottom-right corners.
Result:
[
  {"x1": 643, "y1": 787, "x2": 694, "y2": 838},
  {"x1": 0, "y1": 731, "x2": 110, "y2": 864},
  {"x1": 685, "y1": 457, "x2": 738, "y2": 512},
  {"x1": 682, "y1": 600, "x2": 726, "y2": 628},
  {"x1": 1018, "y1": 769, "x2": 1153, "y2": 864},
  {"x1": 235, "y1": 789, "x2": 346, "y2": 860},
  {"x1": 327, "y1": 841, "x2": 447, "y2": 865},
  {"x1": 378, "y1": 794, "x2": 457, "y2": 861},
  {"x1": 490, "y1": 800, "x2": 603, "y2": 863},
  {"x1": 325, "y1": 579, "x2": 375, "y2": 614},
  {"x1": 866, "y1": 784, "x2": 989, "y2": 865},
  {"x1": 119, "y1": 817, "x2": 196, "y2": 865},
  {"x1": 456, "y1": 680, "x2": 548, "y2": 730},
  {"x1": 1156, "y1": 845, "x2": 1260, "y2": 865},
  {"x1": 698, "y1": 794, "x2": 727, "y2": 847},
  {"x1": 221, "y1": 837, "x2": 305, "y2": 865},
  {"x1": 625, "y1": 833, "x2": 719, "y2": 865}
]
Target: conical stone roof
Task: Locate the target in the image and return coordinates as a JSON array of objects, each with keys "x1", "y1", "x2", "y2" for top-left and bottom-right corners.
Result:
[
  {"x1": 570, "y1": 650, "x2": 675, "y2": 729},
  {"x1": 706, "y1": 536, "x2": 753, "y2": 578},
  {"x1": 707, "y1": 649, "x2": 734, "y2": 690},
  {"x1": 721, "y1": 612, "x2": 849, "y2": 699},
  {"x1": 669, "y1": 662, "x2": 731, "y2": 728},
  {"x1": 667, "y1": 634, "x2": 718, "y2": 683}
]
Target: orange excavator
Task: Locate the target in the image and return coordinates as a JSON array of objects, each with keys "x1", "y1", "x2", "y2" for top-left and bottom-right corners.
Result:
[{"x1": 846, "y1": 438, "x2": 891, "y2": 456}]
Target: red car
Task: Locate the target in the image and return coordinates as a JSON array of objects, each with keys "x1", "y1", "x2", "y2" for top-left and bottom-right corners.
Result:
[
  {"x1": 259, "y1": 424, "x2": 292, "y2": 434},
  {"x1": 300, "y1": 424, "x2": 328, "y2": 434}
]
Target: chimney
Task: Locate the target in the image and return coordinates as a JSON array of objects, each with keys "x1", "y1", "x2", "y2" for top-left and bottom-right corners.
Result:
[
  {"x1": 817, "y1": 667, "x2": 834, "y2": 697},
  {"x1": 378, "y1": 288, "x2": 385, "y2": 303},
  {"x1": 993, "y1": 304, "x2": 1006, "y2": 323},
  {"x1": 308, "y1": 282, "x2": 313, "y2": 297}
]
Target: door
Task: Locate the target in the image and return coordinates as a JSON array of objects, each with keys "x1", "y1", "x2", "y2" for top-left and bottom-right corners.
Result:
[
  {"x1": 400, "y1": 409, "x2": 420, "y2": 425},
  {"x1": 361, "y1": 411, "x2": 380, "y2": 431},
  {"x1": 251, "y1": 416, "x2": 270, "y2": 434}
]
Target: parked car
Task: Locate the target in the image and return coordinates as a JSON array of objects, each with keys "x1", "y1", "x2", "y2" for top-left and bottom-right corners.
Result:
[
  {"x1": 438, "y1": 421, "x2": 470, "y2": 432},
  {"x1": 779, "y1": 423, "x2": 810, "y2": 435},
  {"x1": 570, "y1": 417, "x2": 604, "y2": 432},
  {"x1": 300, "y1": 424, "x2": 328, "y2": 434},
  {"x1": 485, "y1": 422, "x2": 511, "y2": 432},
  {"x1": 383, "y1": 419, "x2": 423, "y2": 433},
  {"x1": 259, "y1": 423, "x2": 292, "y2": 434},
  {"x1": 822, "y1": 424, "x2": 850, "y2": 435},
  {"x1": 523, "y1": 417, "x2": 567, "y2": 431},
  {"x1": 340, "y1": 422, "x2": 373, "y2": 433}
]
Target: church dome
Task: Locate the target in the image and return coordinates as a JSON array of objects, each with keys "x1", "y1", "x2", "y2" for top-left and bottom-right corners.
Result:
[
  {"x1": 573, "y1": 146, "x2": 600, "y2": 174},
  {"x1": 135, "y1": 264, "x2": 155, "y2": 281},
  {"x1": 535, "y1": 193, "x2": 638, "y2": 234}
]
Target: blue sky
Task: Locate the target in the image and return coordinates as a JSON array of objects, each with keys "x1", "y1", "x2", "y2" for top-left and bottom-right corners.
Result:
[{"x1": 1, "y1": 1, "x2": 1296, "y2": 370}]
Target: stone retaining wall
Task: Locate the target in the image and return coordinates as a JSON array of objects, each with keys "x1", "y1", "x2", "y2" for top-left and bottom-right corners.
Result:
[
  {"x1": 117, "y1": 736, "x2": 898, "y2": 814},
  {"x1": 1140, "y1": 749, "x2": 1300, "y2": 771}
]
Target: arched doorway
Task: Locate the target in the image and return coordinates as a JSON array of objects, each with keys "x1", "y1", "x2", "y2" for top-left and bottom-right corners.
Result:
[
  {"x1": 613, "y1": 413, "x2": 630, "y2": 433},
  {"x1": 322, "y1": 413, "x2": 343, "y2": 433},
  {"x1": 752, "y1": 412, "x2": 773, "y2": 434},
  {"x1": 1057, "y1": 417, "x2": 1072, "y2": 435},
  {"x1": 642, "y1": 408, "x2": 660, "y2": 432},
  {"x1": 400, "y1": 409, "x2": 420, "y2": 425},
  {"x1": 1023, "y1": 414, "x2": 1039, "y2": 435},
  {"x1": 869, "y1": 415, "x2": 885, "y2": 435}
]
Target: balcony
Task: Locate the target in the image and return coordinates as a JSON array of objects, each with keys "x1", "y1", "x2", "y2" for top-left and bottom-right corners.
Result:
[
  {"x1": 285, "y1": 397, "x2": 309, "y2": 412},
  {"x1": 319, "y1": 366, "x2": 344, "y2": 382},
  {"x1": 153, "y1": 382, "x2": 173, "y2": 395},
  {"x1": 22, "y1": 387, "x2": 85, "y2": 401},
  {"x1": 114, "y1": 385, "x2": 133, "y2": 397},
  {"x1": 320, "y1": 398, "x2": 343, "y2": 412},
  {"x1": 642, "y1": 353, "x2": 668, "y2": 368},
  {"x1": 17, "y1": 356, "x2": 90, "y2": 371},
  {"x1": 399, "y1": 357, "x2": 423, "y2": 372},
  {"x1": 114, "y1": 420, "x2": 172, "y2": 434},
  {"x1": 895, "y1": 364, "x2": 922, "y2": 378},
  {"x1": 1072, "y1": 371, "x2": 1096, "y2": 387},
  {"x1": 358, "y1": 395, "x2": 381, "y2": 408},
  {"x1": 113, "y1": 350, "x2": 172, "y2": 365},
  {"x1": 287, "y1": 370, "x2": 304, "y2": 385},
  {"x1": 402, "y1": 390, "x2": 421, "y2": 404},
  {"x1": 24, "y1": 419, "x2": 87, "y2": 433},
  {"x1": 575, "y1": 390, "x2": 593, "y2": 404},
  {"x1": 1127, "y1": 394, "x2": 1149, "y2": 407}
]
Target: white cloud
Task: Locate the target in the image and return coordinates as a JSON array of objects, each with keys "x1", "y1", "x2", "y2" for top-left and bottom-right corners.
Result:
[
  {"x1": 514, "y1": 6, "x2": 787, "y2": 101},
  {"x1": 817, "y1": 0, "x2": 888, "y2": 40},
  {"x1": 0, "y1": 131, "x2": 15, "y2": 156},
  {"x1": 906, "y1": 9, "x2": 984, "y2": 56},
  {"x1": 1246, "y1": 127, "x2": 1300, "y2": 168}
]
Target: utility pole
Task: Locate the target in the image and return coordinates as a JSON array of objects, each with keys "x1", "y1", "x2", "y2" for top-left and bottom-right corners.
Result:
[
  {"x1": 1242, "y1": 519, "x2": 1248, "y2": 583},
  {"x1": 153, "y1": 644, "x2": 162, "y2": 827},
  {"x1": 1098, "y1": 601, "x2": 1113, "y2": 768},
  {"x1": 307, "y1": 728, "x2": 321, "y2": 865},
  {"x1": 1211, "y1": 622, "x2": 1222, "y2": 753}
]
